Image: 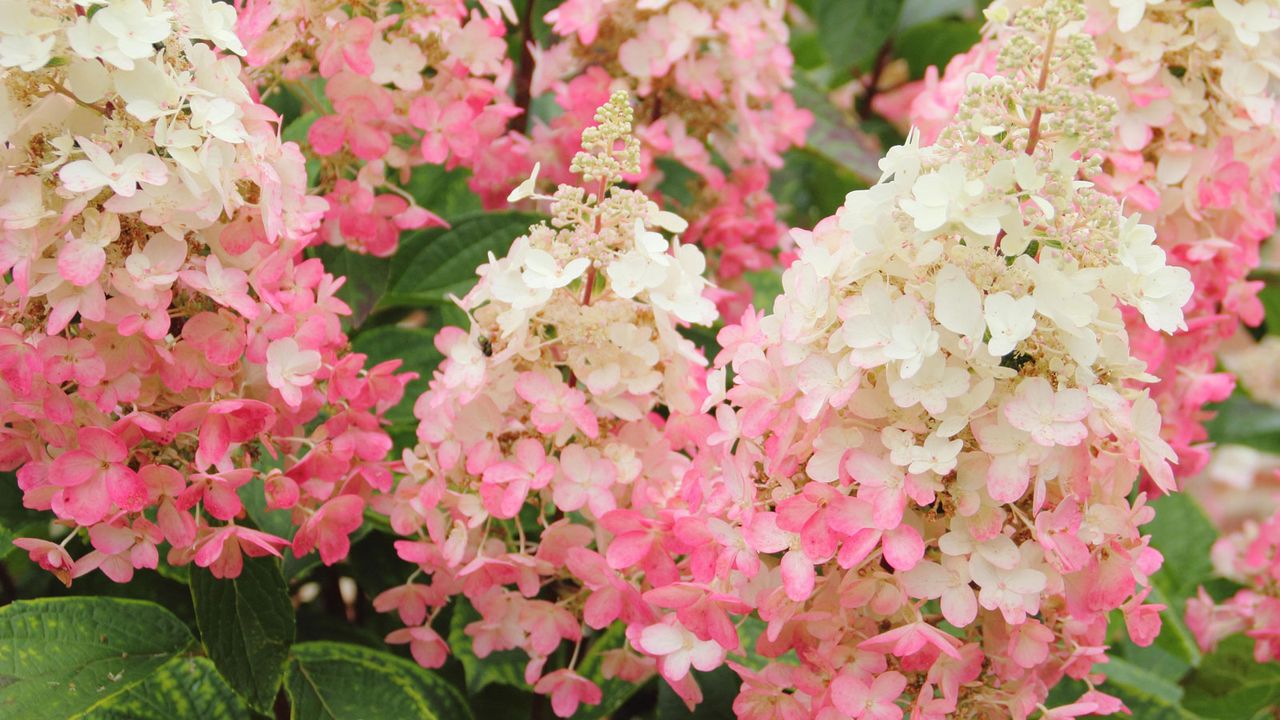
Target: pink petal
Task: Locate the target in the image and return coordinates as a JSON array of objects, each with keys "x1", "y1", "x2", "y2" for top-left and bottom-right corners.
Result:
[
  {"x1": 637, "y1": 623, "x2": 684, "y2": 655},
  {"x1": 830, "y1": 672, "x2": 870, "y2": 717},
  {"x1": 49, "y1": 450, "x2": 100, "y2": 488},
  {"x1": 57, "y1": 240, "x2": 106, "y2": 287},
  {"x1": 882, "y1": 524, "x2": 924, "y2": 571},
  {"x1": 88, "y1": 524, "x2": 135, "y2": 554},
  {"x1": 105, "y1": 466, "x2": 148, "y2": 512},
  {"x1": 308, "y1": 115, "x2": 347, "y2": 156},
  {"x1": 780, "y1": 549, "x2": 815, "y2": 601}
]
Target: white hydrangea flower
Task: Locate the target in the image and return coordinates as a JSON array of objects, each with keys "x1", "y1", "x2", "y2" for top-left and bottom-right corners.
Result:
[
  {"x1": 462, "y1": 92, "x2": 716, "y2": 416},
  {"x1": 983, "y1": 292, "x2": 1037, "y2": 357}
]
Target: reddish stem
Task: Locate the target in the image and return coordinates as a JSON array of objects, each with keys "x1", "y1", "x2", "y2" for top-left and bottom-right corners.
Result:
[
  {"x1": 1000, "y1": 23, "x2": 1060, "y2": 255},
  {"x1": 580, "y1": 266, "x2": 597, "y2": 307},
  {"x1": 1024, "y1": 23, "x2": 1058, "y2": 157}
]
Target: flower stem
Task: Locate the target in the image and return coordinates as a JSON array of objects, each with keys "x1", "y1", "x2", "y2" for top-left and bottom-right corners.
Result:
[
  {"x1": 1024, "y1": 22, "x2": 1059, "y2": 156},
  {"x1": 47, "y1": 79, "x2": 109, "y2": 116}
]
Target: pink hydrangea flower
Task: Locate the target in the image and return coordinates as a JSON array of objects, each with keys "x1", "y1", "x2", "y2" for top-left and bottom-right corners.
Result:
[{"x1": 2, "y1": 0, "x2": 412, "y2": 587}]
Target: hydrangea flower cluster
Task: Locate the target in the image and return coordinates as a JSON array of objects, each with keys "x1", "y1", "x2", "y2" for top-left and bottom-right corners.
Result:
[
  {"x1": 371, "y1": 92, "x2": 721, "y2": 717},
  {"x1": 900, "y1": 0, "x2": 1280, "y2": 476},
  {"x1": 233, "y1": 0, "x2": 520, "y2": 256},
  {"x1": 1185, "y1": 333, "x2": 1280, "y2": 665},
  {"x1": 696, "y1": 2, "x2": 1193, "y2": 716},
  {"x1": 1187, "y1": 510, "x2": 1280, "y2": 664},
  {"x1": 469, "y1": 0, "x2": 812, "y2": 315},
  {"x1": 1, "y1": 0, "x2": 411, "y2": 585}
]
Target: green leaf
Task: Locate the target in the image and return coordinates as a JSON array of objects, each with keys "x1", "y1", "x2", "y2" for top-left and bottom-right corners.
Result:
[
  {"x1": 351, "y1": 325, "x2": 444, "y2": 426},
  {"x1": 733, "y1": 617, "x2": 797, "y2": 671},
  {"x1": 0, "y1": 520, "x2": 14, "y2": 564},
  {"x1": 1145, "y1": 493, "x2": 1218, "y2": 602},
  {"x1": 679, "y1": 324, "x2": 721, "y2": 364},
  {"x1": 770, "y1": 148, "x2": 866, "y2": 230},
  {"x1": 381, "y1": 213, "x2": 541, "y2": 309},
  {"x1": 744, "y1": 270, "x2": 784, "y2": 314},
  {"x1": 898, "y1": 0, "x2": 979, "y2": 27},
  {"x1": 1104, "y1": 656, "x2": 1186, "y2": 704},
  {"x1": 1257, "y1": 282, "x2": 1280, "y2": 335},
  {"x1": 1113, "y1": 636, "x2": 1192, "y2": 685},
  {"x1": 284, "y1": 641, "x2": 473, "y2": 720},
  {"x1": 1128, "y1": 492, "x2": 1217, "y2": 670},
  {"x1": 388, "y1": 226, "x2": 448, "y2": 291},
  {"x1": 0, "y1": 597, "x2": 195, "y2": 720},
  {"x1": 1182, "y1": 635, "x2": 1280, "y2": 720},
  {"x1": 1099, "y1": 656, "x2": 1205, "y2": 720},
  {"x1": 0, "y1": 471, "x2": 44, "y2": 560},
  {"x1": 1205, "y1": 392, "x2": 1280, "y2": 453},
  {"x1": 654, "y1": 157, "x2": 701, "y2": 209},
  {"x1": 238, "y1": 473, "x2": 295, "y2": 542},
  {"x1": 447, "y1": 599, "x2": 529, "y2": 694},
  {"x1": 66, "y1": 569, "x2": 198, "y2": 632},
  {"x1": 281, "y1": 111, "x2": 321, "y2": 185},
  {"x1": 282, "y1": 111, "x2": 319, "y2": 146},
  {"x1": 402, "y1": 165, "x2": 483, "y2": 222},
  {"x1": 791, "y1": 78, "x2": 882, "y2": 186},
  {"x1": 789, "y1": 29, "x2": 826, "y2": 71},
  {"x1": 81, "y1": 657, "x2": 249, "y2": 720},
  {"x1": 190, "y1": 557, "x2": 295, "y2": 713},
  {"x1": 894, "y1": 18, "x2": 981, "y2": 79},
  {"x1": 815, "y1": 0, "x2": 905, "y2": 70}
]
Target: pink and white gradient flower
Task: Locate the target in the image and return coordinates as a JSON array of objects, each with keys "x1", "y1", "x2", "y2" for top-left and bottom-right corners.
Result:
[
  {"x1": 899, "y1": 0, "x2": 1280, "y2": 479},
  {"x1": 4, "y1": 0, "x2": 411, "y2": 588},
  {"x1": 370, "y1": 94, "x2": 719, "y2": 714},
  {"x1": 468, "y1": 0, "x2": 811, "y2": 315},
  {"x1": 234, "y1": 0, "x2": 516, "y2": 256}
]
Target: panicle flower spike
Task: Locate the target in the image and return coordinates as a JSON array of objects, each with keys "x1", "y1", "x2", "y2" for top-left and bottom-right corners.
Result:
[
  {"x1": 902, "y1": 0, "x2": 1280, "y2": 477},
  {"x1": 468, "y1": 0, "x2": 813, "y2": 317},
  {"x1": 231, "y1": 0, "x2": 518, "y2": 256},
  {"x1": 695, "y1": 0, "x2": 1194, "y2": 716},
  {"x1": 371, "y1": 92, "x2": 720, "y2": 717},
  {"x1": 1, "y1": 0, "x2": 412, "y2": 585}
]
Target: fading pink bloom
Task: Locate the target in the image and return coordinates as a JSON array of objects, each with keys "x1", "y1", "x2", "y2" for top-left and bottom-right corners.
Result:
[
  {"x1": 72, "y1": 519, "x2": 163, "y2": 583},
  {"x1": 316, "y1": 15, "x2": 376, "y2": 77},
  {"x1": 265, "y1": 337, "x2": 322, "y2": 408},
  {"x1": 831, "y1": 670, "x2": 907, "y2": 720},
  {"x1": 59, "y1": 139, "x2": 168, "y2": 198},
  {"x1": 898, "y1": 558, "x2": 977, "y2": 628},
  {"x1": 635, "y1": 618, "x2": 725, "y2": 682},
  {"x1": 386, "y1": 624, "x2": 448, "y2": 669},
  {"x1": 1003, "y1": 378, "x2": 1090, "y2": 447},
  {"x1": 515, "y1": 371, "x2": 599, "y2": 438},
  {"x1": 181, "y1": 254, "x2": 259, "y2": 319},
  {"x1": 169, "y1": 399, "x2": 274, "y2": 471},
  {"x1": 292, "y1": 495, "x2": 365, "y2": 565},
  {"x1": 12, "y1": 538, "x2": 74, "y2": 586},
  {"x1": 193, "y1": 525, "x2": 289, "y2": 579},
  {"x1": 480, "y1": 438, "x2": 556, "y2": 519},
  {"x1": 860, "y1": 622, "x2": 961, "y2": 660},
  {"x1": 49, "y1": 427, "x2": 148, "y2": 525},
  {"x1": 409, "y1": 97, "x2": 479, "y2": 165},
  {"x1": 533, "y1": 669, "x2": 603, "y2": 718},
  {"x1": 374, "y1": 583, "x2": 439, "y2": 627},
  {"x1": 553, "y1": 444, "x2": 616, "y2": 517}
]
